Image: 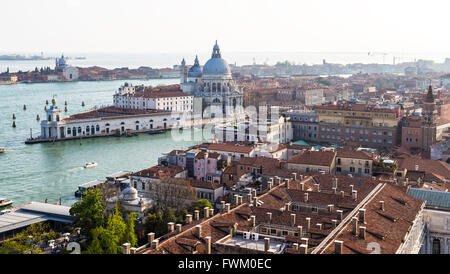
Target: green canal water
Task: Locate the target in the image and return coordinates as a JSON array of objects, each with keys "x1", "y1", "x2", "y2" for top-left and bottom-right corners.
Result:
[{"x1": 0, "y1": 79, "x2": 212, "y2": 206}]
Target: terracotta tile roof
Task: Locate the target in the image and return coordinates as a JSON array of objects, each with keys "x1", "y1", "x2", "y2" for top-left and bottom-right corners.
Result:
[
  {"x1": 133, "y1": 165, "x2": 184, "y2": 179},
  {"x1": 322, "y1": 184, "x2": 424, "y2": 254},
  {"x1": 287, "y1": 150, "x2": 336, "y2": 166},
  {"x1": 207, "y1": 142, "x2": 256, "y2": 154},
  {"x1": 189, "y1": 179, "x2": 223, "y2": 190},
  {"x1": 336, "y1": 148, "x2": 374, "y2": 160},
  {"x1": 63, "y1": 106, "x2": 168, "y2": 121},
  {"x1": 396, "y1": 157, "x2": 450, "y2": 181}
]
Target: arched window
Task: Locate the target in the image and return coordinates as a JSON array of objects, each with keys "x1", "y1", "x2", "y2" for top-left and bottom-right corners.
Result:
[
  {"x1": 150, "y1": 119, "x2": 153, "y2": 122},
  {"x1": 212, "y1": 83, "x2": 216, "y2": 92},
  {"x1": 56, "y1": 115, "x2": 60, "y2": 121},
  {"x1": 105, "y1": 123, "x2": 110, "y2": 127},
  {"x1": 96, "y1": 125, "x2": 100, "y2": 132},
  {"x1": 217, "y1": 83, "x2": 221, "y2": 91},
  {"x1": 136, "y1": 121, "x2": 139, "y2": 123},
  {"x1": 48, "y1": 115, "x2": 51, "y2": 121},
  {"x1": 72, "y1": 127, "x2": 76, "y2": 136},
  {"x1": 77, "y1": 127, "x2": 81, "y2": 133}
]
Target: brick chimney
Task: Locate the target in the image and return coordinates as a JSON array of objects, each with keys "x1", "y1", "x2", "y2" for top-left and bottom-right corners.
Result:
[
  {"x1": 340, "y1": 190, "x2": 345, "y2": 198},
  {"x1": 238, "y1": 195, "x2": 243, "y2": 204},
  {"x1": 264, "y1": 238, "x2": 270, "y2": 252},
  {"x1": 250, "y1": 215, "x2": 256, "y2": 227},
  {"x1": 253, "y1": 198, "x2": 259, "y2": 207},
  {"x1": 337, "y1": 210, "x2": 343, "y2": 221},
  {"x1": 167, "y1": 222, "x2": 175, "y2": 233},
  {"x1": 300, "y1": 182, "x2": 305, "y2": 191},
  {"x1": 205, "y1": 236, "x2": 212, "y2": 254},
  {"x1": 292, "y1": 173, "x2": 297, "y2": 181},
  {"x1": 358, "y1": 208, "x2": 366, "y2": 223},
  {"x1": 176, "y1": 223, "x2": 182, "y2": 233},
  {"x1": 359, "y1": 226, "x2": 366, "y2": 239},
  {"x1": 277, "y1": 177, "x2": 281, "y2": 185},
  {"x1": 122, "y1": 243, "x2": 130, "y2": 254},
  {"x1": 285, "y1": 203, "x2": 290, "y2": 211},
  {"x1": 195, "y1": 225, "x2": 202, "y2": 238},
  {"x1": 194, "y1": 210, "x2": 200, "y2": 220},
  {"x1": 252, "y1": 189, "x2": 257, "y2": 198},
  {"x1": 268, "y1": 180, "x2": 273, "y2": 190},
  {"x1": 352, "y1": 217, "x2": 358, "y2": 236},
  {"x1": 147, "y1": 232, "x2": 155, "y2": 245},
  {"x1": 316, "y1": 223, "x2": 322, "y2": 230},
  {"x1": 352, "y1": 190, "x2": 357, "y2": 201},
  {"x1": 305, "y1": 217, "x2": 311, "y2": 231},
  {"x1": 332, "y1": 187, "x2": 337, "y2": 194},
  {"x1": 304, "y1": 193, "x2": 309, "y2": 202},
  {"x1": 286, "y1": 179, "x2": 290, "y2": 189},
  {"x1": 221, "y1": 200, "x2": 225, "y2": 211},
  {"x1": 247, "y1": 193, "x2": 253, "y2": 203},
  {"x1": 301, "y1": 238, "x2": 308, "y2": 246},
  {"x1": 293, "y1": 243, "x2": 299, "y2": 250},
  {"x1": 290, "y1": 213, "x2": 296, "y2": 227},
  {"x1": 379, "y1": 200, "x2": 385, "y2": 211},
  {"x1": 350, "y1": 185, "x2": 354, "y2": 192},
  {"x1": 204, "y1": 207, "x2": 210, "y2": 218},
  {"x1": 130, "y1": 247, "x2": 137, "y2": 254},
  {"x1": 234, "y1": 194, "x2": 238, "y2": 205},
  {"x1": 186, "y1": 214, "x2": 192, "y2": 224},
  {"x1": 334, "y1": 240, "x2": 343, "y2": 254}
]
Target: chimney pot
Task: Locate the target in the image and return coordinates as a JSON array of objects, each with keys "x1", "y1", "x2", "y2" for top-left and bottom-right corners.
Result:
[
  {"x1": 316, "y1": 223, "x2": 322, "y2": 230},
  {"x1": 221, "y1": 201, "x2": 225, "y2": 212},
  {"x1": 299, "y1": 244, "x2": 308, "y2": 254},
  {"x1": 238, "y1": 195, "x2": 243, "y2": 204},
  {"x1": 337, "y1": 210, "x2": 343, "y2": 221},
  {"x1": 234, "y1": 194, "x2": 238, "y2": 205},
  {"x1": 268, "y1": 181, "x2": 273, "y2": 190},
  {"x1": 285, "y1": 203, "x2": 290, "y2": 211},
  {"x1": 293, "y1": 243, "x2": 299, "y2": 250},
  {"x1": 176, "y1": 223, "x2": 182, "y2": 233},
  {"x1": 286, "y1": 179, "x2": 290, "y2": 189},
  {"x1": 264, "y1": 238, "x2": 270, "y2": 252},
  {"x1": 334, "y1": 240, "x2": 343, "y2": 254},
  {"x1": 205, "y1": 236, "x2": 212, "y2": 254},
  {"x1": 292, "y1": 173, "x2": 297, "y2": 181},
  {"x1": 359, "y1": 226, "x2": 366, "y2": 239},
  {"x1": 147, "y1": 232, "x2": 155, "y2": 245},
  {"x1": 250, "y1": 215, "x2": 256, "y2": 227},
  {"x1": 314, "y1": 183, "x2": 320, "y2": 192},
  {"x1": 350, "y1": 185, "x2": 354, "y2": 192},
  {"x1": 332, "y1": 219, "x2": 338, "y2": 228},
  {"x1": 167, "y1": 222, "x2": 175, "y2": 233},
  {"x1": 204, "y1": 207, "x2": 210, "y2": 218},
  {"x1": 333, "y1": 177, "x2": 338, "y2": 189},
  {"x1": 301, "y1": 238, "x2": 309, "y2": 246},
  {"x1": 290, "y1": 213, "x2": 296, "y2": 227},
  {"x1": 247, "y1": 193, "x2": 253, "y2": 202},
  {"x1": 186, "y1": 214, "x2": 193, "y2": 224},
  {"x1": 130, "y1": 247, "x2": 137, "y2": 254},
  {"x1": 379, "y1": 201, "x2": 385, "y2": 211},
  {"x1": 267, "y1": 212, "x2": 272, "y2": 223},
  {"x1": 194, "y1": 210, "x2": 200, "y2": 220},
  {"x1": 352, "y1": 190, "x2": 358, "y2": 201},
  {"x1": 297, "y1": 226, "x2": 303, "y2": 237},
  {"x1": 332, "y1": 187, "x2": 337, "y2": 194},
  {"x1": 352, "y1": 217, "x2": 359, "y2": 236},
  {"x1": 195, "y1": 225, "x2": 202, "y2": 238},
  {"x1": 151, "y1": 239, "x2": 159, "y2": 250},
  {"x1": 300, "y1": 182, "x2": 305, "y2": 191},
  {"x1": 340, "y1": 190, "x2": 345, "y2": 198},
  {"x1": 122, "y1": 243, "x2": 131, "y2": 254},
  {"x1": 304, "y1": 193, "x2": 309, "y2": 202},
  {"x1": 328, "y1": 204, "x2": 334, "y2": 213},
  {"x1": 225, "y1": 203, "x2": 230, "y2": 213},
  {"x1": 359, "y1": 208, "x2": 366, "y2": 223},
  {"x1": 305, "y1": 217, "x2": 311, "y2": 231}
]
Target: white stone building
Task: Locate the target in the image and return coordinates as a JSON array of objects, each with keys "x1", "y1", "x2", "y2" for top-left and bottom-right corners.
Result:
[
  {"x1": 37, "y1": 99, "x2": 183, "y2": 141},
  {"x1": 180, "y1": 41, "x2": 243, "y2": 118},
  {"x1": 113, "y1": 82, "x2": 194, "y2": 112}
]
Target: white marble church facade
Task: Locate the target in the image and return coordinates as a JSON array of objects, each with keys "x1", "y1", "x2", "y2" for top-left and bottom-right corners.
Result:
[{"x1": 180, "y1": 41, "x2": 243, "y2": 118}]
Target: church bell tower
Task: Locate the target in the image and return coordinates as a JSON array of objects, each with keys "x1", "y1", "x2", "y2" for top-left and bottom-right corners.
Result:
[{"x1": 421, "y1": 85, "x2": 437, "y2": 158}]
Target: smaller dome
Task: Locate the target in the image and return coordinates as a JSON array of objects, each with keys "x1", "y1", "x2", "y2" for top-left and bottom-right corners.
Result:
[
  {"x1": 122, "y1": 186, "x2": 138, "y2": 201},
  {"x1": 188, "y1": 66, "x2": 202, "y2": 78}
]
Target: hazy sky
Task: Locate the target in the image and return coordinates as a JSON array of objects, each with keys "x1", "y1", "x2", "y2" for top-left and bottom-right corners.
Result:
[{"x1": 2, "y1": 0, "x2": 449, "y2": 54}]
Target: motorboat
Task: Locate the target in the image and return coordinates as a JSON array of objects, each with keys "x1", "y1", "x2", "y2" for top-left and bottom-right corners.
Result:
[
  {"x1": 0, "y1": 198, "x2": 13, "y2": 209},
  {"x1": 84, "y1": 162, "x2": 98, "y2": 168},
  {"x1": 0, "y1": 147, "x2": 5, "y2": 153}
]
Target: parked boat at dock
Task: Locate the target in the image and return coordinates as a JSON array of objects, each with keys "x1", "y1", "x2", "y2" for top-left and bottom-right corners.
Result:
[
  {"x1": 0, "y1": 198, "x2": 13, "y2": 209},
  {"x1": 75, "y1": 179, "x2": 105, "y2": 197}
]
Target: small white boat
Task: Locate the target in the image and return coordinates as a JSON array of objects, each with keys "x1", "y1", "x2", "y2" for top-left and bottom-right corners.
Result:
[
  {"x1": 0, "y1": 198, "x2": 13, "y2": 209},
  {"x1": 0, "y1": 147, "x2": 5, "y2": 153},
  {"x1": 84, "y1": 162, "x2": 98, "y2": 168}
]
